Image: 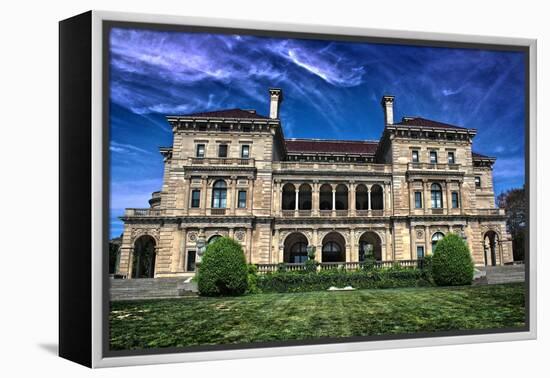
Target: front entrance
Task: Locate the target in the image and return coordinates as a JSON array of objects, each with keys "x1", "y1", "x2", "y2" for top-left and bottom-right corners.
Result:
[
  {"x1": 484, "y1": 231, "x2": 500, "y2": 266},
  {"x1": 131, "y1": 235, "x2": 156, "y2": 278}
]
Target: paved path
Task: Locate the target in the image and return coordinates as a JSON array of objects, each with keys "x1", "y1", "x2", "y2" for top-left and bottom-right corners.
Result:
[{"x1": 476, "y1": 264, "x2": 525, "y2": 285}]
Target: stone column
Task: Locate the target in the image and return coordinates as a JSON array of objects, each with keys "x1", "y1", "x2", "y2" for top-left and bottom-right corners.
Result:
[
  {"x1": 229, "y1": 228, "x2": 235, "y2": 239},
  {"x1": 408, "y1": 181, "x2": 414, "y2": 212},
  {"x1": 367, "y1": 186, "x2": 372, "y2": 212},
  {"x1": 184, "y1": 178, "x2": 191, "y2": 215},
  {"x1": 423, "y1": 180, "x2": 430, "y2": 214},
  {"x1": 201, "y1": 175, "x2": 208, "y2": 215},
  {"x1": 349, "y1": 181, "x2": 356, "y2": 216},
  {"x1": 246, "y1": 227, "x2": 253, "y2": 263},
  {"x1": 177, "y1": 228, "x2": 187, "y2": 272},
  {"x1": 332, "y1": 188, "x2": 336, "y2": 210},
  {"x1": 295, "y1": 186, "x2": 299, "y2": 211},
  {"x1": 350, "y1": 229, "x2": 356, "y2": 261},
  {"x1": 273, "y1": 229, "x2": 280, "y2": 263},
  {"x1": 312, "y1": 181, "x2": 319, "y2": 216},
  {"x1": 229, "y1": 176, "x2": 237, "y2": 215},
  {"x1": 445, "y1": 180, "x2": 452, "y2": 214},
  {"x1": 248, "y1": 176, "x2": 254, "y2": 215}
]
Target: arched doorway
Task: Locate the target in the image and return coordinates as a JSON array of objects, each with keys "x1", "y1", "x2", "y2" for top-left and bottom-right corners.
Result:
[
  {"x1": 358, "y1": 232, "x2": 382, "y2": 261},
  {"x1": 431, "y1": 232, "x2": 445, "y2": 253},
  {"x1": 282, "y1": 183, "x2": 296, "y2": 210},
  {"x1": 322, "y1": 232, "x2": 346, "y2": 262},
  {"x1": 208, "y1": 235, "x2": 222, "y2": 245},
  {"x1": 283, "y1": 232, "x2": 309, "y2": 263},
  {"x1": 371, "y1": 184, "x2": 384, "y2": 210},
  {"x1": 131, "y1": 235, "x2": 156, "y2": 279},
  {"x1": 484, "y1": 231, "x2": 499, "y2": 266}
]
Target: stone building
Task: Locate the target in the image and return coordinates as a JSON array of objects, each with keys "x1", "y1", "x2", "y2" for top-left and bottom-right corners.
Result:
[{"x1": 117, "y1": 88, "x2": 513, "y2": 278}]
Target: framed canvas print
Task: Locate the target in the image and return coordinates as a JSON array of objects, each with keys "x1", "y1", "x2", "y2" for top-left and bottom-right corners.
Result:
[{"x1": 59, "y1": 10, "x2": 537, "y2": 368}]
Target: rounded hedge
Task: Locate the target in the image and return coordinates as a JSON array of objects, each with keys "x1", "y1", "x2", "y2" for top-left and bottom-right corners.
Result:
[
  {"x1": 197, "y1": 237, "x2": 248, "y2": 296},
  {"x1": 431, "y1": 233, "x2": 474, "y2": 286}
]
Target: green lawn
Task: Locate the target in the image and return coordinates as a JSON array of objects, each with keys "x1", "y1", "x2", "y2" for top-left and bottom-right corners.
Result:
[{"x1": 109, "y1": 283, "x2": 526, "y2": 351}]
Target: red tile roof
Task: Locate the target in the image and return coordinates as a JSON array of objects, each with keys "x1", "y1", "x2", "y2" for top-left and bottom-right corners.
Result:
[
  {"x1": 181, "y1": 108, "x2": 269, "y2": 119},
  {"x1": 394, "y1": 117, "x2": 468, "y2": 130},
  {"x1": 286, "y1": 139, "x2": 378, "y2": 155}
]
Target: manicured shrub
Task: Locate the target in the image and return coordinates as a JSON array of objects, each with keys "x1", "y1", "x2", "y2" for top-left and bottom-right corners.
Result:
[
  {"x1": 197, "y1": 237, "x2": 248, "y2": 296},
  {"x1": 256, "y1": 268, "x2": 428, "y2": 293},
  {"x1": 431, "y1": 233, "x2": 474, "y2": 286},
  {"x1": 246, "y1": 264, "x2": 259, "y2": 294},
  {"x1": 304, "y1": 259, "x2": 318, "y2": 273}
]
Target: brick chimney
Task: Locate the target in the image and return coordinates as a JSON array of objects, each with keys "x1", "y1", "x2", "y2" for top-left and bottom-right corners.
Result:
[
  {"x1": 381, "y1": 95, "x2": 395, "y2": 125},
  {"x1": 269, "y1": 88, "x2": 283, "y2": 119}
]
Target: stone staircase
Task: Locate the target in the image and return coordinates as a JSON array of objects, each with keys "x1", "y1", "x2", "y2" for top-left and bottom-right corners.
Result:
[
  {"x1": 477, "y1": 264, "x2": 525, "y2": 285},
  {"x1": 110, "y1": 277, "x2": 198, "y2": 301}
]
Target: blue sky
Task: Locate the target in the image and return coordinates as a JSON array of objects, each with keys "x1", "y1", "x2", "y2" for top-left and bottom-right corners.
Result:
[{"x1": 109, "y1": 27, "x2": 526, "y2": 238}]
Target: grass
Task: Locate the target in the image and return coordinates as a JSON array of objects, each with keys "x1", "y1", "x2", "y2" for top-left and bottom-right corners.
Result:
[{"x1": 109, "y1": 283, "x2": 526, "y2": 351}]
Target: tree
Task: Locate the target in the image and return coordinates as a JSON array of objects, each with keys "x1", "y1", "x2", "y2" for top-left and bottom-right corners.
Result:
[
  {"x1": 109, "y1": 235, "x2": 122, "y2": 274},
  {"x1": 431, "y1": 233, "x2": 474, "y2": 286},
  {"x1": 197, "y1": 237, "x2": 248, "y2": 296},
  {"x1": 497, "y1": 186, "x2": 526, "y2": 261}
]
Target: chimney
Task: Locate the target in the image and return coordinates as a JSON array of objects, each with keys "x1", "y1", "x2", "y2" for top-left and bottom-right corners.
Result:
[
  {"x1": 269, "y1": 88, "x2": 283, "y2": 119},
  {"x1": 381, "y1": 95, "x2": 395, "y2": 125}
]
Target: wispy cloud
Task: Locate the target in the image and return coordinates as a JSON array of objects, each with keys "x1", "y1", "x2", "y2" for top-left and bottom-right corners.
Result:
[{"x1": 108, "y1": 27, "x2": 526, "y2": 237}]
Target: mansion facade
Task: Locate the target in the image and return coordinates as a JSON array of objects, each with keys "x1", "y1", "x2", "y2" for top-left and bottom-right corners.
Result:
[{"x1": 117, "y1": 88, "x2": 513, "y2": 279}]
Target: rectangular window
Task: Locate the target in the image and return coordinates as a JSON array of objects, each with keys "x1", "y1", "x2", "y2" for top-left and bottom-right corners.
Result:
[
  {"x1": 452, "y1": 191, "x2": 460, "y2": 208},
  {"x1": 218, "y1": 144, "x2": 228, "y2": 158},
  {"x1": 186, "y1": 251, "x2": 196, "y2": 272},
  {"x1": 414, "y1": 191, "x2": 423, "y2": 208},
  {"x1": 238, "y1": 190, "x2": 247, "y2": 208},
  {"x1": 416, "y1": 246, "x2": 425, "y2": 259},
  {"x1": 241, "y1": 145, "x2": 250, "y2": 159},
  {"x1": 448, "y1": 151, "x2": 455, "y2": 164},
  {"x1": 191, "y1": 190, "x2": 201, "y2": 208},
  {"x1": 196, "y1": 144, "x2": 205, "y2": 158},
  {"x1": 475, "y1": 176, "x2": 481, "y2": 188},
  {"x1": 430, "y1": 151, "x2": 438, "y2": 164},
  {"x1": 412, "y1": 150, "x2": 419, "y2": 163}
]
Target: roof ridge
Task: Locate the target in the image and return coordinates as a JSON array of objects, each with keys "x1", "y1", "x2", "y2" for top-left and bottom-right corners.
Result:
[{"x1": 287, "y1": 138, "x2": 379, "y2": 144}]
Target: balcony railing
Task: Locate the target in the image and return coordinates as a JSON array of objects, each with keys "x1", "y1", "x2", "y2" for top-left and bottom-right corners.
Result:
[
  {"x1": 477, "y1": 208, "x2": 505, "y2": 216},
  {"x1": 256, "y1": 259, "x2": 423, "y2": 274},
  {"x1": 125, "y1": 208, "x2": 165, "y2": 217},
  {"x1": 210, "y1": 208, "x2": 226, "y2": 215},
  {"x1": 407, "y1": 162, "x2": 461, "y2": 171},
  {"x1": 189, "y1": 157, "x2": 254, "y2": 166}
]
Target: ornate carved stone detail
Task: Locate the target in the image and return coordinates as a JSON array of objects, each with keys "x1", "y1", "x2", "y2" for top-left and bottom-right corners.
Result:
[
  {"x1": 187, "y1": 231, "x2": 198, "y2": 242},
  {"x1": 235, "y1": 230, "x2": 246, "y2": 242},
  {"x1": 416, "y1": 229, "x2": 424, "y2": 239},
  {"x1": 131, "y1": 226, "x2": 160, "y2": 243}
]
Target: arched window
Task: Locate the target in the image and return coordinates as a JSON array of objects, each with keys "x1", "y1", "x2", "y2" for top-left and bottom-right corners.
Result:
[
  {"x1": 208, "y1": 235, "x2": 222, "y2": 244},
  {"x1": 371, "y1": 184, "x2": 384, "y2": 210},
  {"x1": 290, "y1": 242, "x2": 308, "y2": 263},
  {"x1": 431, "y1": 232, "x2": 445, "y2": 253},
  {"x1": 319, "y1": 184, "x2": 333, "y2": 210},
  {"x1": 283, "y1": 232, "x2": 309, "y2": 263},
  {"x1": 298, "y1": 184, "x2": 312, "y2": 210},
  {"x1": 335, "y1": 184, "x2": 348, "y2": 210},
  {"x1": 212, "y1": 180, "x2": 227, "y2": 208},
  {"x1": 431, "y1": 183, "x2": 443, "y2": 209},
  {"x1": 355, "y1": 184, "x2": 368, "y2": 210},
  {"x1": 282, "y1": 183, "x2": 296, "y2": 210},
  {"x1": 322, "y1": 242, "x2": 342, "y2": 262}
]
